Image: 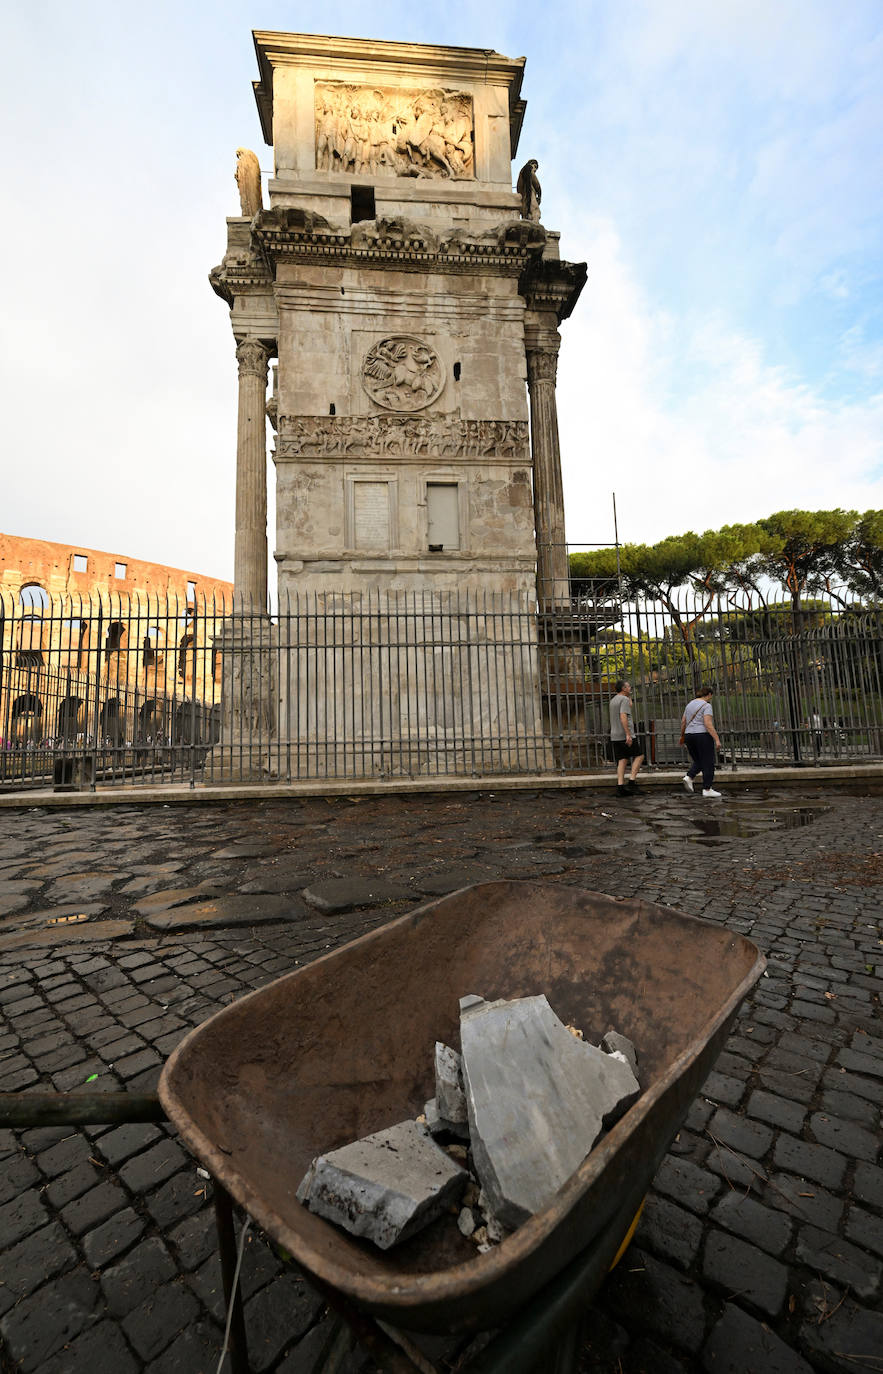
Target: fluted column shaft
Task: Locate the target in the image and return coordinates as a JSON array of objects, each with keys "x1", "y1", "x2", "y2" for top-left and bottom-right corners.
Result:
[
  {"x1": 234, "y1": 339, "x2": 269, "y2": 610},
  {"x1": 526, "y1": 333, "x2": 569, "y2": 608}
]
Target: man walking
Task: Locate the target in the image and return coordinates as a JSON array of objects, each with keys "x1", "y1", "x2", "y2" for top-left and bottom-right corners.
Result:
[{"x1": 609, "y1": 680, "x2": 644, "y2": 797}]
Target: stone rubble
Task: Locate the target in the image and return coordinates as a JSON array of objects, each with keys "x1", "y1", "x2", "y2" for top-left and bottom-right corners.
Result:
[
  {"x1": 296, "y1": 1119, "x2": 466, "y2": 1250},
  {"x1": 297, "y1": 994, "x2": 641, "y2": 1252},
  {"x1": 460, "y1": 993, "x2": 641, "y2": 1228}
]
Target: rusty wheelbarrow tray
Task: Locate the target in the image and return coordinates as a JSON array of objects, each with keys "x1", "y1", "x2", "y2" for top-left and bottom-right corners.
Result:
[{"x1": 160, "y1": 881, "x2": 764, "y2": 1339}]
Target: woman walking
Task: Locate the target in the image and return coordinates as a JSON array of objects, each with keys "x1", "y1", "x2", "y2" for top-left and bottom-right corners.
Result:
[{"x1": 681, "y1": 686, "x2": 722, "y2": 798}]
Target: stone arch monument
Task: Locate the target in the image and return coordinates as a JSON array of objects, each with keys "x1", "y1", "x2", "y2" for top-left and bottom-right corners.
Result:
[{"x1": 211, "y1": 33, "x2": 585, "y2": 776}]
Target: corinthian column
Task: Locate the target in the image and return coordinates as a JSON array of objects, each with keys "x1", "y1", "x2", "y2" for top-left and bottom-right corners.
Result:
[
  {"x1": 526, "y1": 332, "x2": 569, "y2": 608},
  {"x1": 234, "y1": 338, "x2": 269, "y2": 610}
]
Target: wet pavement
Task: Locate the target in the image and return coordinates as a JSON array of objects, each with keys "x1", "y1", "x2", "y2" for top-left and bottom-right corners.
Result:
[{"x1": 0, "y1": 779, "x2": 880, "y2": 1372}]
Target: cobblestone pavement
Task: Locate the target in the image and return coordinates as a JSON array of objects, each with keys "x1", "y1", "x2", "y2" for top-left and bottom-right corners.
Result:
[{"x1": 0, "y1": 781, "x2": 880, "y2": 1373}]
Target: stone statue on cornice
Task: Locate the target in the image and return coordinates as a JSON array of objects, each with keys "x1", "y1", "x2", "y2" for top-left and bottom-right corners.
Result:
[
  {"x1": 517, "y1": 159, "x2": 542, "y2": 223},
  {"x1": 235, "y1": 148, "x2": 263, "y2": 218}
]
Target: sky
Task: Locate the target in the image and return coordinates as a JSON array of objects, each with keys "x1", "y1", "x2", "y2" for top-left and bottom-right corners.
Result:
[{"x1": 2, "y1": 0, "x2": 881, "y2": 584}]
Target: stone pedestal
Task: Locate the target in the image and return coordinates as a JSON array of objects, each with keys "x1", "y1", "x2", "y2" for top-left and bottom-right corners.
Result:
[{"x1": 214, "y1": 616, "x2": 277, "y2": 780}]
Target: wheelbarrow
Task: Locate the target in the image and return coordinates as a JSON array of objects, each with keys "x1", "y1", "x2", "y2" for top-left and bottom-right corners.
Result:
[{"x1": 160, "y1": 881, "x2": 765, "y2": 1370}]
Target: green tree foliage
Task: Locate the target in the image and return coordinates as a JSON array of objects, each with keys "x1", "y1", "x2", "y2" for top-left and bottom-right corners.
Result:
[
  {"x1": 569, "y1": 509, "x2": 882, "y2": 609},
  {"x1": 829, "y1": 510, "x2": 883, "y2": 603},
  {"x1": 756, "y1": 509, "x2": 859, "y2": 609}
]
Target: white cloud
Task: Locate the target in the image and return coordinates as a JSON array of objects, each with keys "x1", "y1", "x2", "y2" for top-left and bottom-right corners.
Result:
[{"x1": 557, "y1": 220, "x2": 883, "y2": 547}]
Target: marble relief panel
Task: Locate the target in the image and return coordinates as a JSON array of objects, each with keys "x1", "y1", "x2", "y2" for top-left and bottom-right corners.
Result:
[{"x1": 315, "y1": 82, "x2": 474, "y2": 180}]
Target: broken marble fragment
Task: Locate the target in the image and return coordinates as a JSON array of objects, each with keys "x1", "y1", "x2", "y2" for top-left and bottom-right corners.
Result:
[
  {"x1": 297, "y1": 1119, "x2": 466, "y2": 1249},
  {"x1": 460, "y1": 994, "x2": 641, "y2": 1228},
  {"x1": 601, "y1": 1030, "x2": 639, "y2": 1077},
  {"x1": 423, "y1": 1097, "x2": 470, "y2": 1140},
  {"x1": 435, "y1": 1042, "x2": 468, "y2": 1124}
]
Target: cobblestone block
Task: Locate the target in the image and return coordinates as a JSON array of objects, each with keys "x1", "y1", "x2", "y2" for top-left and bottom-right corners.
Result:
[
  {"x1": 708, "y1": 1107, "x2": 774, "y2": 1159},
  {"x1": 703, "y1": 1230, "x2": 788, "y2": 1316},
  {"x1": 745, "y1": 1089, "x2": 806, "y2": 1134},
  {"x1": 705, "y1": 1142, "x2": 765, "y2": 1191},
  {"x1": 845, "y1": 1204, "x2": 883, "y2": 1259},
  {"x1": 61, "y1": 1179, "x2": 128, "y2": 1236},
  {"x1": 168, "y1": 1208, "x2": 218, "y2": 1270},
  {"x1": 95, "y1": 1121, "x2": 164, "y2": 1167},
  {"x1": 796, "y1": 1225, "x2": 881, "y2": 1298},
  {"x1": 0, "y1": 1267, "x2": 101, "y2": 1372},
  {"x1": 82, "y1": 1205, "x2": 147, "y2": 1268},
  {"x1": 146, "y1": 1173, "x2": 210, "y2": 1229},
  {"x1": 853, "y1": 1161, "x2": 883, "y2": 1209},
  {"x1": 653, "y1": 1156, "x2": 722, "y2": 1215},
  {"x1": 635, "y1": 1193, "x2": 703, "y2": 1269},
  {"x1": 0, "y1": 1151, "x2": 39, "y2": 1204},
  {"x1": 606, "y1": 1247, "x2": 707, "y2": 1353},
  {"x1": 809, "y1": 1111, "x2": 880, "y2": 1162},
  {"x1": 836, "y1": 1048, "x2": 883, "y2": 1080},
  {"x1": 756, "y1": 1065, "x2": 817, "y2": 1104},
  {"x1": 244, "y1": 1272, "x2": 325, "y2": 1372},
  {"x1": 0, "y1": 1221, "x2": 77, "y2": 1315},
  {"x1": 765, "y1": 1172, "x2": 844, "y2": 1232},
  {"x1": 122, "y1": 1279, "x2": 201, "y2": 1360},
  {"x1": 702, "y1": 1302, "x2": 814, "y2": 1373},
  {"x1": 700, "y1": 1070, "x2": 745, "y2": 1107},
  {"x1": 773, "y1": 1135, "x2": 846, "y2": 1189},
  {"x1": 709, "y1": 1190, "x2": 792, "y2": 1255},
  {"x1": 39, "y1": 1318, "x2": 139, "y2": 1374},
  {"x1": 119, "y1": 1138, "x2": 188, "y2": 1193},
  {"x1": 799, "y1": 1298, "x2": 883, "y2": 1374},
  {"x1": 0, "y1": 1188, "x2": 49, "y2": 1249},
  {"x1": 143, "y1": 1319, "x2": 227, "y2": 1374},
  {"x1": 818, "y1": 1088, "x2": 878, "y2": 1126},
  {"x1": 823, "y1": 1064, "x2": 883, "y2": 1105},
  {"x1": 274, "y1": 1312, "x2": 345, "y2": 1374},
  {"x1": 45, "y1": 1158, "x2": 105, "y2": 1208},
  {"x1": 101, "y1": 1235, "x2": 178, "y2": 1317}
]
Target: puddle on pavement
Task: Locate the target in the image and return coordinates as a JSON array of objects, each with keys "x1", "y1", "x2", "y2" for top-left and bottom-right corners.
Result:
[{"x1": 685, "y1": 806, "x2": 826, "y2": 842}]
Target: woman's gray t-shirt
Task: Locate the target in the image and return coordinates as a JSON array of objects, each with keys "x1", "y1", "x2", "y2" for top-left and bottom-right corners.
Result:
[{"x1": 684, "y1": 698, "x2": 713, "y2": 733}]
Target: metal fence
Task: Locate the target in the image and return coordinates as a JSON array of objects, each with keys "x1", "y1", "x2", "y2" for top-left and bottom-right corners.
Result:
[{"x1": 1, "y1": 587, "x2": 881, "y2": 791}]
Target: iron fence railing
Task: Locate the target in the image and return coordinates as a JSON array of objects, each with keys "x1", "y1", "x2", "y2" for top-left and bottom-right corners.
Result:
[{"x1": 1, "y1": 587, "x2": 880, "y2": 790}]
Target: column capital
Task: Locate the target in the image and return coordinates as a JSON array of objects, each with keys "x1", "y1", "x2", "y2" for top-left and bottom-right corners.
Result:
[
  {"x1": 526, "y1": 346, "x2": 559, "y2": 387},
  {"x1": 236, "y1": 338, "x2": 269, "y2": 380}
]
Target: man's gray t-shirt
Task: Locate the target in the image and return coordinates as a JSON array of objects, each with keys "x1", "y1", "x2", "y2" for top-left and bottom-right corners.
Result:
[{"x1": 609, "y1": 693, "x2": 632, "y2": 741}]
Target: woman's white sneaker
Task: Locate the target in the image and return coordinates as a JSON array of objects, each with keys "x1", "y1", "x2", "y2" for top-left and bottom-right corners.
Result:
[
  {"x1": 682, "y1": 776, "x2": 694, "y2": 793},
  {"x1": 702, "y1": 788, "x2": 722, "y2": 798}
]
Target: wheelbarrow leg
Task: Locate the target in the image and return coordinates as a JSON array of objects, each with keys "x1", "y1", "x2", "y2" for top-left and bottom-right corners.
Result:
[
  {"x1": 214, "y1": 1182, "x2": 250, "y2": 1374},
  {"x1": 544, "y1": 1315, "x2": 583, "y2": 1374}
]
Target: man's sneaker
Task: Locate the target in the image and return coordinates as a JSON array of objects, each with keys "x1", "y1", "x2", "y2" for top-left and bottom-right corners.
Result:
[
  {"x1": 617, "y1": 784, "x2": 631, "y2": 797},
  {"x1": 702, "y1": 788, "x2": 722, "y2": 799},
  {"x1": 626, "y1": 779, "x2": 641, "y2": 793},
  {"x1": 682, "y1": 775, "x2": 694, "y2": 793}
]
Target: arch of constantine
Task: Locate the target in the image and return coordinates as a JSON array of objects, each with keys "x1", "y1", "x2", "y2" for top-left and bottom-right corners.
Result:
[{"x1": 211, "y1": 32, "x2": 586, "y2": 777}]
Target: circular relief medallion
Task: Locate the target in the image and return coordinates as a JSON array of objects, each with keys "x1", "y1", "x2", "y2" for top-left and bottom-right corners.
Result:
[{"x1": 361, "y1": 336, "x2": 445, "y2": 412}]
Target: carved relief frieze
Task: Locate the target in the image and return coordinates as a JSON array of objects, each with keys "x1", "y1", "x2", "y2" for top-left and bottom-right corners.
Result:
[
  {"x1": 277, "y1": 414, "x2": 529, "y2": 460},
  {"x1": 361, "y1": 337, "x2": 445, "y2": 412},
  {"x1": 315, "y1": 82, "x2": 474, "y2": 180}
]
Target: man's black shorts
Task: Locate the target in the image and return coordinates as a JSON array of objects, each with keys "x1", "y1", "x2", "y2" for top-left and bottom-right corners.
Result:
[{"x1": 612, "y1": 737, "x2": 644, "y2": 761}]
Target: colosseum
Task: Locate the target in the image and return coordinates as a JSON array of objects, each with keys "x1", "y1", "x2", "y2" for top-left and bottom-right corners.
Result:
[{"x1": 0, "y1": 533, "x2": 233, "y2": 786}]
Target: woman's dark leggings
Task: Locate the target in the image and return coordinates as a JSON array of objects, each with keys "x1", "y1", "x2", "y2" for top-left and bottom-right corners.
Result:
[{"x1": 685, "y1": 733, "x2": 716, "y2": 789}]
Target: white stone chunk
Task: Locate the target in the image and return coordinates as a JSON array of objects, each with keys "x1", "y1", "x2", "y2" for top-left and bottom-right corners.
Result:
[
  {"x1": 461, "y1": 994, "x2": 641, "y2": 1228},
  {"x1": 435, "y1": 1041, "x2": 468, "y2": 1124},
  {"x1": 601, "y1": 1030, "x2": 639, "y2": 1077},
  {"x1": 423, "y1": 1097, "x2": 470, "y2": 1140},
  {"x1": 297, "y1": 1119, "x2": 466, "y2": 1249}
]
